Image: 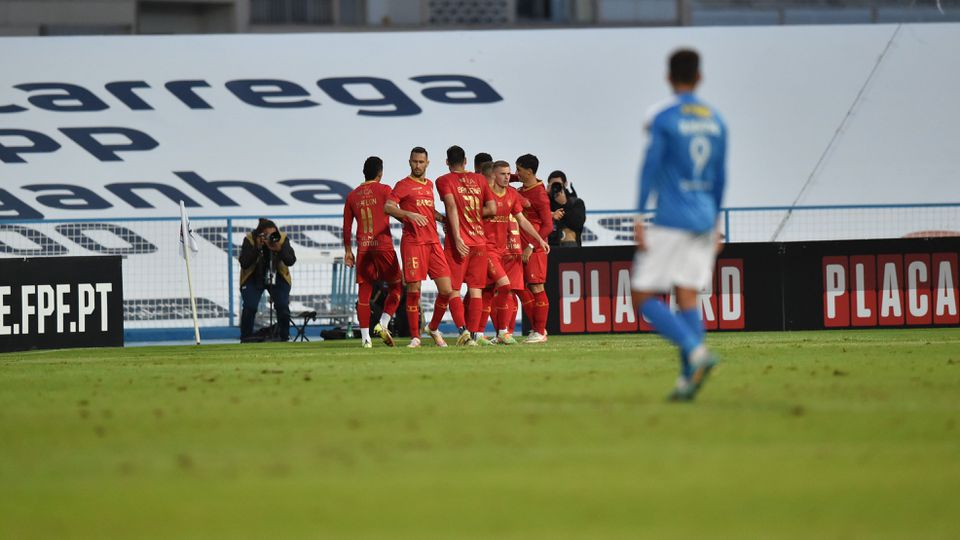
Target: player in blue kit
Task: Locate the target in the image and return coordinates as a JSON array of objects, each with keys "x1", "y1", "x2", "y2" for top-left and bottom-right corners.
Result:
[{"x1": 633, "y1": 48, "x2": 728, "y2": 401}]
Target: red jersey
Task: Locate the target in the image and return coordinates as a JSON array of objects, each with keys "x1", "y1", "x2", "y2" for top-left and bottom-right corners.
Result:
[
  {"x1": 343, "y1": 181, "x2": 394, "y2": 253},
  {"x1": 389, "y1": 176, "x2": 440, "y2": 245},
  {"x1": 436, "y1": 171, "x2": 494, "y2": 247},
  {"x1": 518, "y1": 181, "x2": 553, "y2": 250},
  {"x1": 506, "y1": 215, "x2": 523, "y2": 255},
  {"x1": 483, "y1": 185, "x2": 523, "y2": 254}
]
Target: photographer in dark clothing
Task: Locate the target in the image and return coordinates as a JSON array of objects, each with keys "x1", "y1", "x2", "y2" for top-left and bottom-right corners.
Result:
[
  {"x1": 547, "y1": 170, "x2": 586, "y2": 247},
  {"x1": 238, "y1": 218, "x2": 297, "y2": 341}
]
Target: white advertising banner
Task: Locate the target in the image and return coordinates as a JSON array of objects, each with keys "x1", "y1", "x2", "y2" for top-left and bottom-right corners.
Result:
[
  {"x1": 1, "y1": 24, "x2": 958, "y2": 329},
  {"x1": 2, "y1": 24, "x2": 959, "y2": 221}
]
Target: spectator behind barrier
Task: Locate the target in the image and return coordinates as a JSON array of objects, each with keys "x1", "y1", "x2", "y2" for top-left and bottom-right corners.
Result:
[{"x1": 547, "y1": 170, "x2": 586, "y2": 247}]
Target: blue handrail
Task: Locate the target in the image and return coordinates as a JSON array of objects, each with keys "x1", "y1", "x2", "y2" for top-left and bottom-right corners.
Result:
[
  {"x1": 2, "y1": 213, "x2": 346, "y2": 225},
  {"x1": 3, "y1": 203, "x2": 958, "y2": 223}
]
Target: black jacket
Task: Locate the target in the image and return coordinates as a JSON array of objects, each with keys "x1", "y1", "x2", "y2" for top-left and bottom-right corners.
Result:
[
  {"x1": 549, "y1": 189, "x2": 586, "y2": 247},
  {"x1": 239, "y1": 233, "x2": 296, "y2": 288}
]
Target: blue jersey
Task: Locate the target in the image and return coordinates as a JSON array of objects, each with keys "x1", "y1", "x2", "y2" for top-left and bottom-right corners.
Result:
[{"x1": 637, "y1": 92, "x2": 727, "y2": 233}]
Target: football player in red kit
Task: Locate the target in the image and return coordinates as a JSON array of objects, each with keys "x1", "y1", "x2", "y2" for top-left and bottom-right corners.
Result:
[
  {"x1": 385, "y1": 147, "x2": 462, "y2": 348},
  {"x1": 483, "y1": 160, "x2": 550, "y2": 344},
  {"x1": 432, "y1": 145, "x2": 498, "y2": 346},
  {"x1": 515, "y1": 153, "x2": 554, "y2": 343},
  {"x1": 342, "y1": 156, "x2": 404, "y2": 348}
]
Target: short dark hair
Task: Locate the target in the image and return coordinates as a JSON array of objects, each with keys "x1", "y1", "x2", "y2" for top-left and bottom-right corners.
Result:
[
  {"x1": 254, "y1": 218, "x2": 278, "y2": 235},
  {"x1": 669, "y1": 49, "x2": 700, "y2": 85},
  {"x1": 474, "y1": 152, "x2": 492, "y2": 171},
  {"x1": 516, "y1": 153, "x2": 539, "y2": 174},
  {"x1": 410, "y1": 146, "x2": 428, "y2": 158},
  {"x1": 446, "y1": 145, "x2": 466, "y2": 166},
  {"x1": 363, "y1": 156, "x2": 383, "y2": 181},
  {"x1": 548, "y1": 170, "x2": 567, "y2": 184}
]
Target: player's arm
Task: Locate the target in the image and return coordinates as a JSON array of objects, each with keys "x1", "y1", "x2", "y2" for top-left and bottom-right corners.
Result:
[
  {"x1": 480, "y1": 182, "x2": 496, "y2": 217},
  {"x1": 342, "y1": 202, "x2": 355, "y2": 267},
  {"x1": 441, "y1": 193, "x2": 469, "y2": 257},
  {"x1": 636, "y1": 118, "x2": 667, "y2": 250},
  {"x1": 514, "y1": 212, "x2": 550, "y2": 254},
  {"x1": 638, "y1": 118, "x2": 667, "y2": 212},
  {"x1": 385, "y1": 200, "x2": 428, "y2": 227},
  {"x1": 535, "y1": 191, "x2": 553, "y2": 241},
  {"x1": 482, "y1": 200, "x2": 497, "y2": 218},
  {"x1": 434, "y1": 209, "x2": 446, "y2": 223}
]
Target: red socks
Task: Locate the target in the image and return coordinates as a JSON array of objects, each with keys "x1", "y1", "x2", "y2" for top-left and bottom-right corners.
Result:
[
  {"x1": 492, "y1": 285, "x2": 511, "y2": 332},
  {"x1": 406, "y1": 291, "x2": 421, "y2": 338},
  {"x1": 357, "y1": 282, "x2": 373, "y2": 329},
  {"x1": 448, "y1": 295, "x2": 466, "y2": 328},
  {"x1": 383, "y1": 282, "x2": 402, "y2": 318},
  {"x1": 429, "y1": 294, "x2": 449, "y2": 332},
  {"x1": 517, "y1": 288, "x2": 535, "y2": 330},
  {"x1": 466, "y1": 293, "x2": 484, "y2": 333},
  {"x1": 533, "y1": 290, "x2": 549, "y2": 335},
  {"x1": 507, "y1": 292, "x2": 520, "y2": 334},
  {"x1": 479, "y1": 288, "x2": 494, "y2": 333}
]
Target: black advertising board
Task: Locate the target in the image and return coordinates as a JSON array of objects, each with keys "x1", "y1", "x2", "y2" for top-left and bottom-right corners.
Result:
[
  {"x1": 544, "y1": 238, "x2": 959, "y2": 334},
  {"x1": 0, "y1": 256, "x2": 124, "y2": 353},
  {"x1": 779, "y1": 238, "x2": 960, "y2": 330}
]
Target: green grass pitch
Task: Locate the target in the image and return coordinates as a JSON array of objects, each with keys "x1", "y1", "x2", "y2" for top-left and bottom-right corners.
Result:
[{"x1": 2, "y1": 329, "x2": 959, "y2": 539}]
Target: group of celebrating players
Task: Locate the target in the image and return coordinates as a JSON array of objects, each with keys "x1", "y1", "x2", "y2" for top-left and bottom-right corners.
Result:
[{"x1": 342, "y1": 145, "x2": 553, "y2": 348}]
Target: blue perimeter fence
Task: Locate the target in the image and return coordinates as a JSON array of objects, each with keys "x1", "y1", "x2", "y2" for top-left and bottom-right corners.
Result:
[{"x1": 3, "y1": 202, "x2": 958, "y2": 343}]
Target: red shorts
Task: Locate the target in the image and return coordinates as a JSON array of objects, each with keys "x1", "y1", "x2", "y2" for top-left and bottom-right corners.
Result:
[
  {"x1": 502, "y1": 253, "x2": 524, "y2": 289},
  {"x1": 524, "y1": 250, "x2": 548, "y2": 284},
  {"x1": 355, "y1": 249, "x2": 402, "y2": 284},
  {"x1": 401, "y1": 241, "x2": 450, "y2": 283},
  {"x1": 484, "y1": 250, "x2": 508, "y2": 287},
  {"x1": 446, "y1": 244, "x2": 489, "y2": 289}
]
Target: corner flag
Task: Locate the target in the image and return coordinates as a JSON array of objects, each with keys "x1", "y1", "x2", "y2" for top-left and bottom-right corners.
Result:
[
  {"x1": 179, "y1": 201, "x2": 200, "y2": 259},
  {"x1": 179, "y1": 201, "x2": 201, "y2": 345}
]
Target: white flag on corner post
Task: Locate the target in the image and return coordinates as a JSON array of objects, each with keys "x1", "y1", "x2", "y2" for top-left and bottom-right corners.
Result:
[
  {"x1": 179, "y1": 200, "x2": 201, "y2": 345},
  {"x1": 179, "y1": 201, "x2": 200, "y2": 259}
]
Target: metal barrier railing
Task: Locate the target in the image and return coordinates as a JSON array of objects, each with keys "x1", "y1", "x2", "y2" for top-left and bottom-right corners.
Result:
[{"x1": 1, "y1": 202, "x2": 957, "y2": 330}]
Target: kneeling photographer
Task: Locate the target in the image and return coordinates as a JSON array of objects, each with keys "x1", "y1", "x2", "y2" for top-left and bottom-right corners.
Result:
[
  {"x1": 547, "y1": 170, "x2": 586, "y2": 247},
  {"x1": 239, "y1": 218, "x2": 297, "y2": 341}
]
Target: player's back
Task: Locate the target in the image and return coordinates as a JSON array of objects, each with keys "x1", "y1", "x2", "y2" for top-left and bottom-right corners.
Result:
[
  {"x1": 436, "y1": 171, "x2": 491, "y2": 247},
  {"x1": 642, "y1": 93, "x2": 727, "y2": 233},
  {"x1": 346, "y1": 181, "x2": 394, "y2": 251}
]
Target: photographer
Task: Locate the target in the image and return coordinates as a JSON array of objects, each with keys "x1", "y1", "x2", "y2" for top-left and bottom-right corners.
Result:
[
  {"x1": 547, "y1": 170, "x2": 586, "y2": 247},
  {"x1": 238, "y1": 218, "x2": 297, "y2": 341}
]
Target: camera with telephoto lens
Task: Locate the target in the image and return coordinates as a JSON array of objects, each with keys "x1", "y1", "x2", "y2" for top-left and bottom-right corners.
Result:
[
  {"x1": 550, "y1": 182, "x2": 564, "y2": 197},
  {"x1": 260, "y1": 231, "x2": 281, "y2": 243}
]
